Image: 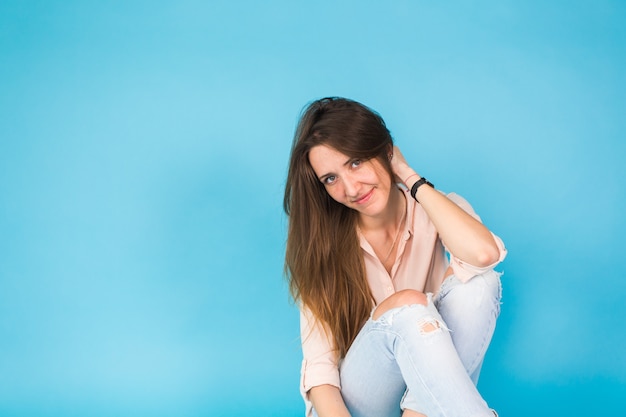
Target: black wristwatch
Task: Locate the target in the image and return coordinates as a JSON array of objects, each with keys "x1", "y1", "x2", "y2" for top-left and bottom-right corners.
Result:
[{"x1": 410, "y1": 177, "x2": 434, "y2": 202}]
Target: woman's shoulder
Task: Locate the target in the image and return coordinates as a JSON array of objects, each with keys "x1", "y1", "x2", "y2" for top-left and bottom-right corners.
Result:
[
  {"x1": 444, "y1": 191, "x2": 481, "y2": 221},
  {"x1": 445, "y1": 191, "x2": 468, "y2": 205}
]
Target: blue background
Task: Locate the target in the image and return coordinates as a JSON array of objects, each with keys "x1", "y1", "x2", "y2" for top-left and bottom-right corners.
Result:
[{"x1": 1, "y1": 1, "x2": 624, "y2": 416}]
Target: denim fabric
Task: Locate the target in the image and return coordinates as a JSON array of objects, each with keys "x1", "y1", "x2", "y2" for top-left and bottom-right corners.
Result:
[
  {"x1": 335, "y1": 270, "x2": 502, "y2": 417},
  {"x1": 433, "y1": 270, "x2": 502, "y2": 384}
]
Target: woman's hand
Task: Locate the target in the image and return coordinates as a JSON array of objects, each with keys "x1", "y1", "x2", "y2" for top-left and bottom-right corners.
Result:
[{"x1": 390, "y1": 146, "x2": 420, "y2": 189}]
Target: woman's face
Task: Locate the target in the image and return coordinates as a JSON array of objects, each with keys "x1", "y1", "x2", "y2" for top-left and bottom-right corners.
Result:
[{"x1": 308, "y1": 144, "x2": 393, "y2": 219}]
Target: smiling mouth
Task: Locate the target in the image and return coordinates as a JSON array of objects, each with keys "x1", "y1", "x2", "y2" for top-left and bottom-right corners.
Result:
[{"x1": 353, "y1": 189, "x2": 374, "y2": 204}]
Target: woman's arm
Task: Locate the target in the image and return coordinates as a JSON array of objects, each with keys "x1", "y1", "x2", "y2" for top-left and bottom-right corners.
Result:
[
  {"x1": 391, "y1": 146, "x2": 500, "y2": 267},
  {"x1": 309, "y1": 385, "x2": 352, "y2": 417}
]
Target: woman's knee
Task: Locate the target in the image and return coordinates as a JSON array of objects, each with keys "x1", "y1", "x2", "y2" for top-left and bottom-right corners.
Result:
[
  {"x1": 373, "y1": 289, "x2": 427, "y2": 321},
  {"x1": 466, "y1": 270, "x2": 502, "y2": 299},
  {"x1": 442, "y1": 270, "x2": 501, "y2": 299}
]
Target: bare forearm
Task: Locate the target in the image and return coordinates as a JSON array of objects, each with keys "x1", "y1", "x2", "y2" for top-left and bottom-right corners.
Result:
[
  {"x1": 413, "y1": 184, "x2": 499, "y2": 266},
  {"x1": 309, "y1": 385, "x2": 352, "y2": 417},
  {"x1": 392, "y1": 147, "x2": 499, "y2": 266}
]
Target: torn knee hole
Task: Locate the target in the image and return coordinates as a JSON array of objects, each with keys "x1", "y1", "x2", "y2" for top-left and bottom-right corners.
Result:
[{"x1": 417, "y1": 317, "x2": 444, "y2": 335}]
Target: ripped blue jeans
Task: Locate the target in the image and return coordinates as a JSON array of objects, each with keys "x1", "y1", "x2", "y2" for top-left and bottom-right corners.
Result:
[{"x1": 337, "y1": 270, "x2": 502, "y2": 417}]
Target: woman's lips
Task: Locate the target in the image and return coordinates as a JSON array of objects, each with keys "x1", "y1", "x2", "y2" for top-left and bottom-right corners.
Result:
[{"x1": 354, "y1": 189, "x2": 374, "y2": 204}]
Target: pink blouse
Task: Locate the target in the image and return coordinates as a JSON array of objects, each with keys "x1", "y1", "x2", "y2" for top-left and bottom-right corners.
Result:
[{"x1": 298, "y1": 189, "x2": 507, "y2": 415}]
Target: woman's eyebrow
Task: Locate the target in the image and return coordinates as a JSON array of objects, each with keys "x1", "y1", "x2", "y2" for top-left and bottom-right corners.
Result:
[
  {"x1": 318, "y1": 172, "x2": 332, "y2": 181},
  {"x1": 317, "y1": 157, "x2": 353, "y2": 181}
]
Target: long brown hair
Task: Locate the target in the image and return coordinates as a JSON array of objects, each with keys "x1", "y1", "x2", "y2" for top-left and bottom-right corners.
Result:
[{"x1": 284, "y1": 97, "x2": 394, "y2": 358}]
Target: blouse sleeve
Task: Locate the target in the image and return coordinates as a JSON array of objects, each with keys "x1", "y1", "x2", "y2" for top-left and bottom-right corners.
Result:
[
  {"x1": 299, "y1": 306, "x2": 341, "y2": 410},
  {"x1": 445, "y1": 192, "x2": 507, "y2": 282}
]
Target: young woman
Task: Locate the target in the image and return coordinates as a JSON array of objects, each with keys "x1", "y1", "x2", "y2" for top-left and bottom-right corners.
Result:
[{"x1": 284, "y1": 97, "x2": 507, "y2": 417}]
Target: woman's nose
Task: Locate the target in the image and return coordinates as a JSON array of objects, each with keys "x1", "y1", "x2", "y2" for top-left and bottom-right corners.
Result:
[{"x1": 343, "y1": 175, "x2": 360, "y2": 197}]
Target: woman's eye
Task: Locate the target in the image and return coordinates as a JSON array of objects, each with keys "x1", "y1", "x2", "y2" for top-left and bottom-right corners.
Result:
[
  {"x1": 323, "y1": 175, "x2": 336, "y2": 185},
  {"x1": 351, "y1": 159, "x2": 361, "y2": 168}
]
